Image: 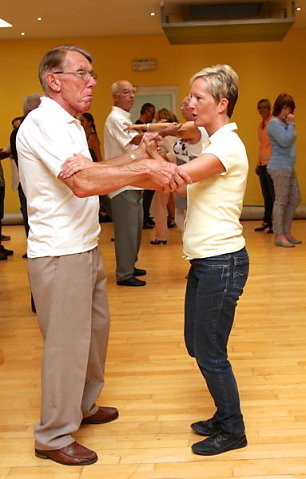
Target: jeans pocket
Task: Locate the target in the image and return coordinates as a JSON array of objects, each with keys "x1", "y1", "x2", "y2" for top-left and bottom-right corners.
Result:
[{"x1": 233, "y1": 260, "x2": 249, "y2": 291}]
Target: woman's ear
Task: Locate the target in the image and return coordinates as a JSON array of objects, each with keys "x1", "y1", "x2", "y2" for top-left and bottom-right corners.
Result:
[{"x1": 218, "y1": 98, "x2": 229, "y2": 114}]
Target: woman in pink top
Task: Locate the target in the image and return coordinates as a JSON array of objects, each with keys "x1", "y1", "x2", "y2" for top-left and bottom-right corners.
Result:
[{"x1": 254, "y1": 99, "x2": 274, "y2": 233}]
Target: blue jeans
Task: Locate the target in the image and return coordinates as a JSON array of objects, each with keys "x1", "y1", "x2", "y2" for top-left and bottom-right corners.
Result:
[{"x1": 184, "y1": 247, "x2": 249, "y2": 436}]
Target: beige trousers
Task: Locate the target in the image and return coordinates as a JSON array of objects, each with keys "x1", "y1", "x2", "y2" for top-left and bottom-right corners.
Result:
[
  {"x1": 154, "y1": 190, "x2": 170, "y2": 241},
  {"x1": 28, "y1": 247, "x2": 110, "y2": 450}
]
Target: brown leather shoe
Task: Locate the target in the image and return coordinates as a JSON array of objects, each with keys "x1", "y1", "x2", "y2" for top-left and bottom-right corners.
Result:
[
  {"x1": 35, "y1": 441, "x2": 97, "y2": 466},
  {"x1": 82, "y1": 406, "x2": 119, "y2": 424}
]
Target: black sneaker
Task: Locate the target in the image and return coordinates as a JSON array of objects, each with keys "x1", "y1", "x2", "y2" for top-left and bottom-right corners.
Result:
[
  {"x1": 192, "y1": 431, "x2": 247, "y2": 456},
  {"x1": 191, "y1": 417, "x2": 221, "y2": 436}
]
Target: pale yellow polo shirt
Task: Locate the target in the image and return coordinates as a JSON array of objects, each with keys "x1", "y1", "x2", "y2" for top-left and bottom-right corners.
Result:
[{"x1": 183, "y1": 122, "x2": 248, "y2": 260}]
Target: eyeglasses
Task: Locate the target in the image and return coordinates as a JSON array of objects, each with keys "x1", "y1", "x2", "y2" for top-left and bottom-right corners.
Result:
[
  {"x1": 121, "y1": 88, "x2": 136, "y2": 95},
  {"x1": 54, "y1": 70, "x2": 97, "y2": 82}
]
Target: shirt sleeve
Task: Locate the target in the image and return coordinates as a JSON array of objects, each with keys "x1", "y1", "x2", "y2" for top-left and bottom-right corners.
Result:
[
  {"x1": 107, "y1": 115, "x2": 138, "y2": 151},
  {"x1": 18, "y1": 114, "x2": 89, "y2": 178},
  {"x1": 267, "y1": 119, "x2": 297, "y2": 147}
]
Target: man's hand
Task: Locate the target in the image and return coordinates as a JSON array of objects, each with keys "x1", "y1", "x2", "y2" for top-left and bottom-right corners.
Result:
[
  {"x1": 123, "y1": 122, "x2": 133, "y2": 132},
  {"x1": 140, "y1": 160, "x2": 192, "y2": 191},
  {"x1": 60, "y1": 154, "x2": 95, "y2": 178}
]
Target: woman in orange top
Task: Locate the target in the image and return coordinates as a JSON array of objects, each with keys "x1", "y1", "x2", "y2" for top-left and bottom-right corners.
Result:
[{"x1": 254, "y1": 99, "x2": 274, "y2": 233}]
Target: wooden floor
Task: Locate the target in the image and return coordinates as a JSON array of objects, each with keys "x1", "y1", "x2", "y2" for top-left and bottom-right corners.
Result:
[{"x1": 1, "y1": 220, "x2": 306, "y2": 479}]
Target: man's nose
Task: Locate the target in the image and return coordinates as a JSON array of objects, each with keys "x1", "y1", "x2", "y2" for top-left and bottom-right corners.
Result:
[{"x1": 88, "y1": 76, "x2": 97, "y2": 87}]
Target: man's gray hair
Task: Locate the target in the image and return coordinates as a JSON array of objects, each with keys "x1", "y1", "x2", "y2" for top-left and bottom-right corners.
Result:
[
  {"x1": 39, "y1": 45, "x2": 92, "y2": 93},
  {"x1": 190, "y1": 64, "x2": 239, "y2": 118},
  {"x1": 111, "y1": 81, "x2": 123, "y2": 96},
  {"x1": 23, "y1": 93, "x2": 42, "y2": 115}
]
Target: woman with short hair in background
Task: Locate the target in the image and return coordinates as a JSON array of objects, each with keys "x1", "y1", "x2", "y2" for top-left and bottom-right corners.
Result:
[
  {"x1": 254, "y1": 99, "x2": 274, "y2": 233},
  {"x1": 267, "y1": 94, "x2": 301, "y2": 247}
]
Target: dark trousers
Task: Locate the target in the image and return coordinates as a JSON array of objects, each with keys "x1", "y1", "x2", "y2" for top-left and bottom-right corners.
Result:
[
  {"x1": 0, "y1": 185, "x2": 4, "y2": 239},
  {"x1": 143, "y1": 189, "x2": 155, "y2": 224},
  {"x1": 99, "y1": 195, "x2": 112, "y2": 219},
  {"x1": 259, "y1": 165, "x2": 274, "y2": 225},
  {"x1": 111, "y1": 190, "x2": 143, "y2": 281},
  {"x1": 184, "y1": 247, "x2": 249, "y2": 436},
  {"x1": 18, "y1": 184, "x2": 29, "y2": 237}
]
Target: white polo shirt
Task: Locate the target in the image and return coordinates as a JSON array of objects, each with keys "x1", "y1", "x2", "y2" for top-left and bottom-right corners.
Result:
[
  {"x1": 183, "y1": 122, "x2": 248, "y2": 260},
  {"x1": 17, "y1": 97, "x2": 100, "y2": 258},
  {"x1": 104, "y1": 106, "x2": 140, "y2": 198}
]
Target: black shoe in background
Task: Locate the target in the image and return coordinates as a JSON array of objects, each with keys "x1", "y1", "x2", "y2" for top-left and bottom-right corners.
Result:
[
  {"x1": 117, "y1": 277, "x2": 146, "y2": 286},
  {"x1": 133, "y1": 268, "x2": 146, "y2": 277},
  {"x1": 0, "y1": 234, "x2": 11, "y2": 241},
  {"x1": 0, "y1": 245, "x2": 14, "y2": 256}
]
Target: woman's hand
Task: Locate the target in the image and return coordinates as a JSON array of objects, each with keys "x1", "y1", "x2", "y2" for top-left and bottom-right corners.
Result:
[
  {"x1": 140, "y1": 133, "x2": 163, "y2": 159},
  {"x1": 287, "y1": 113, "x2": 295, "y2": 123},
  {"x1": 60, "y1": 154, "x2": 95, "y2": 178}
]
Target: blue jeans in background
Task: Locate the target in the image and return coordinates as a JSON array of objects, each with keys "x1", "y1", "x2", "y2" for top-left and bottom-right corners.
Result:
[{"x1": 185, "y1": 247, "x2": 249, "y2": 437}]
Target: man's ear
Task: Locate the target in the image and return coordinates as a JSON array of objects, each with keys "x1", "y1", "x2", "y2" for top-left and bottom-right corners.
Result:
[
  {"x1": 218, "y1": 98, "x2": 229, "y2": 114},
  {"x1": 46, "y1": 72, "x2": 61, "y2": 92}
]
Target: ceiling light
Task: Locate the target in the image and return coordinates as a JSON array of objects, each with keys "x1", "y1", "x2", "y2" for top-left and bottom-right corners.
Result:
[
  {"x1": 20, "y1": 32, "x2": 25, "y2": 36},
  {"x1": 37, "y1": 17, "x2": 43, "y2": 21},
  {"x1": 150, "y1": 12, "x2": 156, "y2": 16},
  {"x1": 296, "y1": 7, "x2": 301, "y2": 11},
  {"x1": 0, "y1": 18, "x2": 13, "y2": 28}
]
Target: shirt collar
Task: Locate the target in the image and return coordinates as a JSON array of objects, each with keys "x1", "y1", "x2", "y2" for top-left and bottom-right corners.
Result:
[
  {"x1": 41, "y1": 96, "x2": 80, "y2": 124},
  {"x1": 112, "y1": 105, "x2": 132, "y2": 118},
  {"x1": 209, "y1": 122, "x2": 237, "y2": 142}
]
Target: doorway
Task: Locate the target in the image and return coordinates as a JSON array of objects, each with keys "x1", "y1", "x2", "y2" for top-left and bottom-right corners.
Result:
[{"x1": 131, "y1": 85, "x2": 180, "y2": 123}]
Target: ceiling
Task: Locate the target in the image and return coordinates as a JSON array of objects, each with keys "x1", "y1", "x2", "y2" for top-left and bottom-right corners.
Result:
[{"x1": 0, "y1": 0, "x2": 305, "y2": 41}]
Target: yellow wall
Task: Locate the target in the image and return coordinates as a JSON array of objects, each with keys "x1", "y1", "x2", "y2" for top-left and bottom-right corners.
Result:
[{"x1": 1, "y1": 28, "x2": 305, "y2": 214}]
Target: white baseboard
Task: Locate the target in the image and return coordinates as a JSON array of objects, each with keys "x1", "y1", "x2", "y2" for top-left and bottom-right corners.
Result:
[{"x1": 3, "y1": 205, "x2": 306, "y2": 225}]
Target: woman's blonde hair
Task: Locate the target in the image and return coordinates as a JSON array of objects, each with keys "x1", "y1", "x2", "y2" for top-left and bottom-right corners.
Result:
[
  {"x1": 155, "y1": 108, "x2": 178, "y2": 123},
  {"x1": 190, "y1": 64, "x2": 238, "y2": 118}
]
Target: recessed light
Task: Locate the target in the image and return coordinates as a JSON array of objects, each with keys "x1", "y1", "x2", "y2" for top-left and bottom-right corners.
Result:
[
  {"x1": 296, "y1": 7, "x2": 301, "y2": 11},
  {"x1": 0, "y1": 18, "x2": 13, "y2": 28},
  {"x1": 20, "y1": 32, "x2": 25, "y2": 36},
  {"x1": 150, "y1": 12, "x2": 156, "y2": 16},
  {"x1": 37, "y1": 17, "x2": 43, "y2": 21}
]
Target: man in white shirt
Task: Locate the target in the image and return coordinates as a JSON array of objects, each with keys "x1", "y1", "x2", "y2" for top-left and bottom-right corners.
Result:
[
  {"x1": 17, "y1": 45, "x2": 190, "y2": 467},
  {"x1": 104, "y1": 81, "x2": 146, "y2": 286}
]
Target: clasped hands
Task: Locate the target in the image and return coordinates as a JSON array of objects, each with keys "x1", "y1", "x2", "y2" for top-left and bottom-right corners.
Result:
[
  {"x1": 60, "y1": 133, "x2": 191, "y2": 192},
  {"x1": 139, "y1": 133, "x2": 191, "y2": 192}
]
